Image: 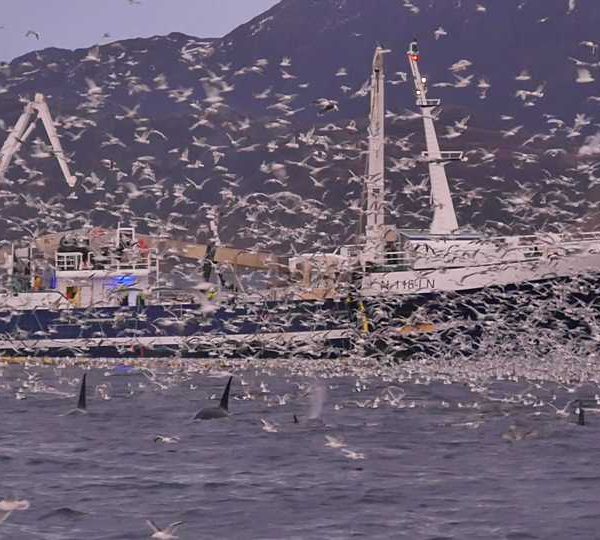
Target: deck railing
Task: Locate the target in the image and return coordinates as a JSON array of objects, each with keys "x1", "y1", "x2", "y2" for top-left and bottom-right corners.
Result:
[
  {"x1": 55, "y1": 250, "x2": 155, "y2": 272},
  {"x1": 340, "y1": 230, "x2": 600, "y2": 272},
  {"x1": 55, "y1": 252, "x2": 83, "y2": 271}
]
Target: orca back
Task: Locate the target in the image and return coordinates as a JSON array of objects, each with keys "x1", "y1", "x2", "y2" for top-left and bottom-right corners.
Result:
[
  {"x1": 193, "y1": 376, "x2": 233, "y2": 420},
  {"x1": 219, "y1": 376, "x2": 233, "y2": 411},
  {"x1": 194, "y1": 407, "x2": 228, "y2": 420},
  {"x1": 77, "y1": 373, "x2": 87, "y2": 411}
]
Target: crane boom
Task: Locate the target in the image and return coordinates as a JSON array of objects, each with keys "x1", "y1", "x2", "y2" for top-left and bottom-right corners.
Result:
[
  {"x1": 0, "y1": 102, "x2": 35, "y2": 176},
  {"x1": 0, "y1": 93, "x2": 77, "y2": 187}
]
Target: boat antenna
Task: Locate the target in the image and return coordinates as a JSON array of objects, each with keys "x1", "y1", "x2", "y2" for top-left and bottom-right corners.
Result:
[{"x1": 407, "y1": 41, "x2": 461, "y2": 234}]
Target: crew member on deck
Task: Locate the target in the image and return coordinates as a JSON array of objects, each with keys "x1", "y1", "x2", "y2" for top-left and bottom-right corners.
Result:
[{"x1": 33, "y1": 275, "x2": 43, "y2": 291}]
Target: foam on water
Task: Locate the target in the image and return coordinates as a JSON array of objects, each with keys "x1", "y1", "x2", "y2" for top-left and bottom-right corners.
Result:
[{"x1": 0, "y1": 355, "x2": 600, "y2": 539}]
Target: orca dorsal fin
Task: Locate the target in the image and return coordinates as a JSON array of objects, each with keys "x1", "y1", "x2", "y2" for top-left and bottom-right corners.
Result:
[
  {"x1": 77, "y1": 373, "x2": 87, "y2": 411},
  {"x1": 219, "y1": 376, "x2": 233, "y2": 411}
]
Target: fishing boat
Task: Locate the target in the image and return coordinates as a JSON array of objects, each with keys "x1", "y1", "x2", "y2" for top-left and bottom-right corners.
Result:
[{"x1": 1, "y1": 41, "x2": 599, "y2": 358}]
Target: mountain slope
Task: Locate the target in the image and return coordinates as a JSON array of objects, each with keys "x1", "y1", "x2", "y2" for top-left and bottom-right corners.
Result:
[
  {"x1": 0, "y1": 0, "x2": 598, "y2": 254},
  {"x1": 214, "y1": 0, "x2": 600, "y2": 123}
]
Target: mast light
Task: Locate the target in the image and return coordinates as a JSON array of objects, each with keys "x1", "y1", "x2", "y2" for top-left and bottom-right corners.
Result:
[{"x1": 411, "y1": 54, "x2": 419, "y2": 62}]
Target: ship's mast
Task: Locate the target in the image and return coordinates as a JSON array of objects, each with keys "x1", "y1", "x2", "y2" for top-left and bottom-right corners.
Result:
[
  {"x1": 364, "y1": 46, "x2": 389, "y2": 262},
  {"x1": 407, "y1": 41, "x2": 460, "y2": 235}
]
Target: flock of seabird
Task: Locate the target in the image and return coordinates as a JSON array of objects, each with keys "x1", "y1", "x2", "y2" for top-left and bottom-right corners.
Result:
[
  {"x1": 1, "y1": 348, "x2": 597, "y2": 538},
  {"x1": 0, "y1": 1, "x2": 599, "y2": 538}
]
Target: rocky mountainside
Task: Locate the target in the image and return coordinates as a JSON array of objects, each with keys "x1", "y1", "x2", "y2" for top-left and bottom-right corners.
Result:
[
  {"x1": 215, "y1": 0, "x2": 599, "y2": 123},
  {"x1": 0, "y1": 0, "x2": 598, "y2": 253}
]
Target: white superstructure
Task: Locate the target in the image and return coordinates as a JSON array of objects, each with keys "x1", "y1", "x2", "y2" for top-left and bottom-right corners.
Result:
[
  {"x1": 356, "y1": 41, "x2": 600, "y2": 297},
  {"x1": 2, "y1": 45, "x2": 600, "y2": 316},
  {"x1": 3, "y1": 225, "x2": 157, "y2": 310},
  {"x1": 407, "y1": 40, "x2": 460, "y2": 234}
]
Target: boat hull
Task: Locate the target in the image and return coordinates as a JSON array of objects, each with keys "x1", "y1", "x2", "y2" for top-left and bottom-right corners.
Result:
[
  {"x1": 0, "y1": 273, "x2": 598, "y2": 359},
  {"x1": 0, "y1": 299, "x2": 356, "y2": 358}
]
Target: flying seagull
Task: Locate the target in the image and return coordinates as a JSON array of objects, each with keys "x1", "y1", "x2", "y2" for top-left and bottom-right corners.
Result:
[
  {"x1": 146, "y1": 520, "x2": 183, "y2": 539},
  {"x1": 313, "y1": 98, "x2": 339, "y2": 115},
  {"x1": 0, "y1": 499, "x2": 30, "y2": 525}
]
